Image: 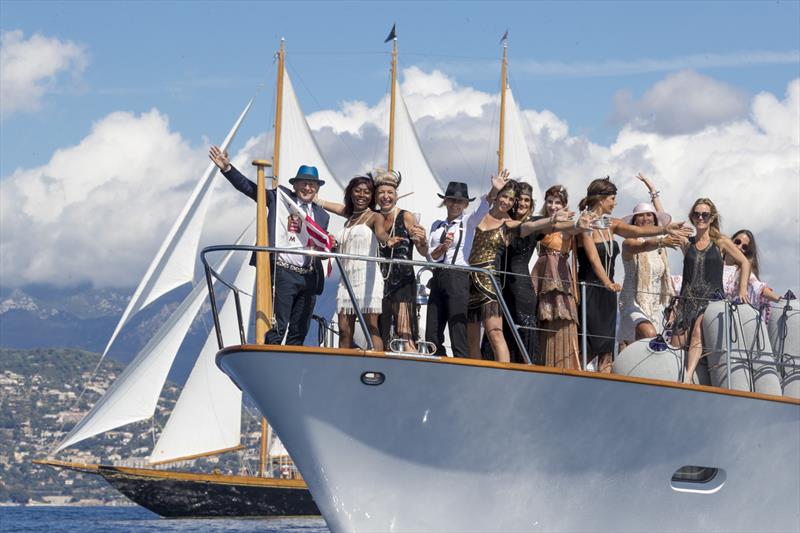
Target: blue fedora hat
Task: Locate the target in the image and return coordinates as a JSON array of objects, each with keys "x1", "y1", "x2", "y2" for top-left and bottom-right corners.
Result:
[{"x1": 288, "y1": 165, "x2": 325, "y2": 185}]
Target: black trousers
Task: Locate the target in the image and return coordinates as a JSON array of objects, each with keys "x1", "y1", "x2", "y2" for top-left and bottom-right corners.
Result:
[
  {"x1": 265, "y1": 265, "x2": 317, "y2": 346},
  {"x1": 425, "y1": 269, "x2": 470, "y2": 357}
]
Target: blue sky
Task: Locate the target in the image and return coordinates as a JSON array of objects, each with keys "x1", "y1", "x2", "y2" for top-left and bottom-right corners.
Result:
[
  {"x1": 1, "y1": 0, "x2": 799, "y2": 292},
  {"x1": 2, "y1": 0, "x2": 798, "y2": 175}
]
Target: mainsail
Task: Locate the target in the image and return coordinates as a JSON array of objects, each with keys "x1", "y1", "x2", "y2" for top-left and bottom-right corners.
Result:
[
  {"x1": 149, "y1": 241, "x2": 256, "y2": 464},
  {"x1": 278, "y1": 69, "x2": 345, "y2": 198},
  {"x1": 501, "y1": 85, "x2": 542, "y2": 202},
  {"x1": 392, "y1": 80, "x2": 446, "y2": 227},
  {"x1": 498, "y1": 40, "x2": 542, "y2": 202},
  {"x1": 100, "y1": 99, "x2": 254, "y2": 359}
]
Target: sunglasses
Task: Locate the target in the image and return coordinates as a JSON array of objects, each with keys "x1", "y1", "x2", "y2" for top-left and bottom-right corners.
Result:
[
  {"x1": 733, "y1": 238, "x2": 751, "y2": 255},
  {"x1": 691, "y1": 211, "x2": 712, "y2": 221}
]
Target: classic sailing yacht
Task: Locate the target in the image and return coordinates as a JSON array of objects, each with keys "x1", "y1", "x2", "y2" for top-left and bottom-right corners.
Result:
[
  {"x1": 211, "y1": 36, "x2": 800, "y2": 532},
  {"x1": 32, "y1": 39, "x2": 349, "y2": 518}
]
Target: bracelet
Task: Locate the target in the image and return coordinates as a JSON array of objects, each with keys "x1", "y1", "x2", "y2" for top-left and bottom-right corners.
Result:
[
  {"x1": 656, "y1": 235, "x2": 664, "y2": 249},
  {"x1": 649, "y1": 190, "x2": 661, "y2": 199}
]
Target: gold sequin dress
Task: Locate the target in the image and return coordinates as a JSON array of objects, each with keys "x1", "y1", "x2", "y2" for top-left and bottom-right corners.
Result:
[{"x1": 468, "y1": 225, "x2": 508, "y2": 321}]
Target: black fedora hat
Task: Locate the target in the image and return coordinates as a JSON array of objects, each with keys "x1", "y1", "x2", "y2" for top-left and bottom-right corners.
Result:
[
  {"x1": 438, "y1": 181, "x2": 475, "y2": 202},
  {"x1": 288, "y1": 165, "x2": 325, "y2": 185}
]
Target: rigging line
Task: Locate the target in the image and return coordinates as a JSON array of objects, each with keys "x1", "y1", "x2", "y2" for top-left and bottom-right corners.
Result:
[
  {"x1": 285, "y1": 60, "x2": 361, "y2": 165},
  {"x1": 287, "y1": 51, "x2": 387, "y2": 57},
  {"x1": 400, "y1": 52, "x2": 498, "y2": 61}
]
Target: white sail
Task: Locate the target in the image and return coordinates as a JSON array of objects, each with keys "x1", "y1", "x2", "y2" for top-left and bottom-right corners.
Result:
[
  {"x1": 392, "y1": 80, "x2": 445, "y2": 227},
  {"x1": 55, "y1": 246, "x2": 240, "y2": 452},
  {"x1": 278, "y1": 67, "x2": 344, "y2": 342},
  {"x1": 149, "y1": 242, "x2": 256, "y2": 464},
  {"x1": 502, "y1": 86, "x2": 542, "y2": 202},
  {"x1": 279, "y1": 70, "x2": 345, "y2": 202},
  {"x1": 100, "y1": 98, "x2": 254, "y2": 359}
]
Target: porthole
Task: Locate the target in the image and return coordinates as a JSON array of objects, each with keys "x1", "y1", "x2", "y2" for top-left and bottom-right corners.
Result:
[{"x1": 360, "y1": 371, "x2": 385, "y2": 386}]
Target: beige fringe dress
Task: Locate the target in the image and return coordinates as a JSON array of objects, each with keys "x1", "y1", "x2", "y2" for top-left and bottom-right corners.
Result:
[{"x1": 531, "y1": 232, "x2": 581, "y2": 369}]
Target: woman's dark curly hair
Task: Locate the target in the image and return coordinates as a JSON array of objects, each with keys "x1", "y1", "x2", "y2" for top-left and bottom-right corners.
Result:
[{"x1": 343, "y1": 175, "x2": 376, "y2": 217}]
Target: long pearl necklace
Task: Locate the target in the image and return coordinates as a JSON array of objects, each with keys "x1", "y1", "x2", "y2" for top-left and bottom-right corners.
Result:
[{"x1": 380, "y1": 207, "x2": 398, "y2": 281}]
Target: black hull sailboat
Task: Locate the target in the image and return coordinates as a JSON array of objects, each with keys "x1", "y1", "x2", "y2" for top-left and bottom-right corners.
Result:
[{"x1": 35, "y1": 459, "x2": 319, "y2": 518}]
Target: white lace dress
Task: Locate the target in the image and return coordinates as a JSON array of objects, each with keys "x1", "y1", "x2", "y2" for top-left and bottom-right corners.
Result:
[
  {"x1": 620, "y1": 247, "x2": 671, "y2": 342},
  {"x1": 336, "y1": 221, "x2": 384, "y2": 315}
]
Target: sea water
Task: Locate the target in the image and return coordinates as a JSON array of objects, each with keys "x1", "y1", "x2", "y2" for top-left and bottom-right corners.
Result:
[{"x1": 0, "y1": 506, "x2": 329, "y2": 532}]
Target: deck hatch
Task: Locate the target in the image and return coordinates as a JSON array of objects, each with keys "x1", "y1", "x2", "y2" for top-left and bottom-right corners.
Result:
[{"x1": 670, "y1": 466, "x2": 726, "y2": 494}]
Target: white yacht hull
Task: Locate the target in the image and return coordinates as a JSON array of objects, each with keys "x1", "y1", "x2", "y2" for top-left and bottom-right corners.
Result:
[{"x1": 217, "y1": 347, "x2": 800, "y2": 533}]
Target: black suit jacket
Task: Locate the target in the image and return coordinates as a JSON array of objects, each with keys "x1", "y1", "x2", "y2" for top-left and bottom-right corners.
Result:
[{"x1": 222, "y1": 165, "x2": 330, "y2": 294}]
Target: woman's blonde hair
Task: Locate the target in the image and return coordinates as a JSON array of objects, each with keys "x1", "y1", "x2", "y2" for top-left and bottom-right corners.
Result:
[{"x1": 689, "y1": 197, "x2": 722, "y2": 243}]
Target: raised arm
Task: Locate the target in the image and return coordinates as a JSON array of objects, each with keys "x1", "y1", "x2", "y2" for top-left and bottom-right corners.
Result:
[
  {"x1": 636, "y1": 173, "x2": 665, "y2": 213},
  {"x1": 719, "y1": 236, "x2": 751, "y2": 303},
  {"x1": 579, "y1": 232, "x2": 621, "y2": 292},
  {"x1": 209, "y1": 145, "x2": 258, "y2": 201}
]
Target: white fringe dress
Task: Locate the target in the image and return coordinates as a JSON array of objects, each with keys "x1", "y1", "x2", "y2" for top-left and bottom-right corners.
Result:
[{"x1": 336, "y1": 221, "x2": 384, "y2": 315}]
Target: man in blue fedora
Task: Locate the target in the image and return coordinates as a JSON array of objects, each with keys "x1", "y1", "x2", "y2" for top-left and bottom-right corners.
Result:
[{"x1": 209, "y1": 145, "x2": 330, "y2": 346}]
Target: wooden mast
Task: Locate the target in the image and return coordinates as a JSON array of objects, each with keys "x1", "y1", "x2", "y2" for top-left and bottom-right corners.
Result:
[
  {"x1": 259, "y1": 418, "x2": 269, "y2": 477},
  {"x1": 254, "y1": 38, "x2": 286, "y2": 478},
  {"x1": 497, "y1": 39, "x2": 508, "y2": 173},
  {"x1": 387, "y1": 36, "x2": 398, "y2": 172}
]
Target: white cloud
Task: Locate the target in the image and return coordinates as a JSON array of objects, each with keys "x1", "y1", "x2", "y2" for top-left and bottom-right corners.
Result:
[
  {"x1": 612, "y1": 70, "x2": 749, "y2": 135},
  {"x1": 0, "y1": 30, "x2": 87, "y2": 118},
  {"x1": 0, "y1": 109, "x2": 254, "y2": 287},
  {"x1": 1, "y1": 69, "x2": 797, "y2": 295}
]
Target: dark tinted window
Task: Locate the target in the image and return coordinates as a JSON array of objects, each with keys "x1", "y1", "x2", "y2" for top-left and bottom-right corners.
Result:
[{"x1": 672, "y1": 466, "x2": 718, "y2": 483}]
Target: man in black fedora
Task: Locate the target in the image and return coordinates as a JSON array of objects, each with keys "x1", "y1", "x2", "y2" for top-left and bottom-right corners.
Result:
[
  {"x1": 425, "y1": 181, "x2": 477, "y2": 357},
  {"x1": 209, "y1": 145, "x2": 330, "y2": 346}
]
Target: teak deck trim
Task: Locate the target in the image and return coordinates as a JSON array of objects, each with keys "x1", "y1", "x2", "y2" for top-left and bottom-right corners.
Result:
[
  {"x1": 219, "y1": 344, "x2": 800, "y2": 406},
  {"x1": 33, "y1": 459, "x2": 308, "y2": 488}
]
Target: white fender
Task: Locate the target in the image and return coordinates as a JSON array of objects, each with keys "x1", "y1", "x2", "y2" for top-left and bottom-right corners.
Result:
[
  {"x1": 703, "y1": 301, "x2": 781, "y2": 395},
  {"x1": 768, "y1": 299, "x2": 800, "y2": 399},
  {"x1": 612, "y1": 338, "x2": 682, "y2": 382}
]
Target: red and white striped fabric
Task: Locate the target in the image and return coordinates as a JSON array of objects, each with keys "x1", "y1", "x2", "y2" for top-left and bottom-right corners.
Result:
[{"x1": 275, "y1": 188, "x2": 334, "y2": 253}]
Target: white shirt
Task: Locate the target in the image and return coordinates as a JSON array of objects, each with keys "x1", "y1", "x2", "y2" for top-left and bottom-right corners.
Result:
[
  {"x1": 427, "y1": 195, "x2": 491, "y2": 267},
  {"x1": 278, "y1": 202, "x2": 314, "y2": 267}
]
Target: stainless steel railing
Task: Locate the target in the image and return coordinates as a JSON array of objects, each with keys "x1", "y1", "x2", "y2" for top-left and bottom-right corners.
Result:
[
  {"x1": 200, "y1": 244, "x2": 798, "y2": 391},
  {"x1": 200, "y1": 244, "x2": 532, "y2": 364}
]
